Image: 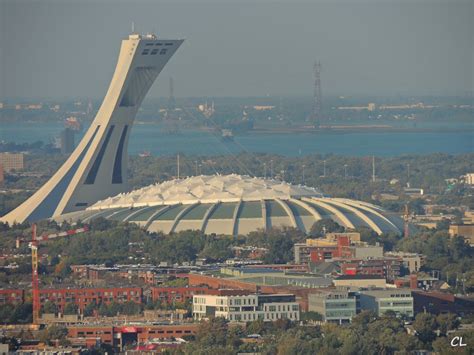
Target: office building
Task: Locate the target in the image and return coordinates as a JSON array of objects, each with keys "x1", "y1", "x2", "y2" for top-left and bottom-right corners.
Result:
[
  {"x1": 60, "y1": 128, "x2": 75, "y2": 154},
  {"x1": 193, "y1": 291, "x2": 300, "y2": 322},
  {"x1": 308, "y1": 290, "x2": 357, "y2": 324},
  {"x1": 359, "y1": 289, "x2": 414, "y2": 317}
]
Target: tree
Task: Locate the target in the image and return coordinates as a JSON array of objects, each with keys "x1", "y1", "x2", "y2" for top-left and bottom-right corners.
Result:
[
  {"x1": 436, "y1": 313, "x2": 459, "y2": 336},
  {"x1": 42, "y1": 301, "x2": 57, "y2": 315},
  {"x1": 310, "y1": 219, "x2": 344, "y2": 237},
  {"x1": 83, "y1": 301, "x2": 97, "y2": 317},
  {"x1": 63, "y1": 302, "x2": 78, "y2": 315},
  {"x1": 301, "y1": 311, "x2": 323, "y2": 322},
  {"x1": 263, "y1": 233, "x2": 294, "y2": 264},
  {"x1": 413, "y1": 313, "x2": 438, "y2": 345},
  {"x1": 39, "y1": 324, "x2": 69, "y2": 346},
  {"x1": 195, "y1": 317, "x2": 228, "y2": 347}
]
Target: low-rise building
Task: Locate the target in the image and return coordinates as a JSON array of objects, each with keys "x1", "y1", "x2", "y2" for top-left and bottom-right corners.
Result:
[
  {"x1": 340, "y1": 258, "x2": 401, "y2": 281},
  {"x1": 359, "y1": 289, "x2": 413, "y2": 318},
  {"x1": 40, "y1": 287, "x2": 143, "y2": 313},
  {"x1": 333, "y1": 275, "x2": 387, "y2": 288},
  {"x1": 384, "y1": 251, "x2": 425, "y2": 273},
  {"x1": 151, "y1": 286, "x2": 213, "y2": 304},
  {"x1": 68, "y1": 323, "x2": 198, "y2": 351},
  {"x1": 449, "y1": 224, "x2": 474, "y2": 245},
  {"x1": 0, "y1": 153, "x2": 24, "y2": 172},
  {"x1": 0, "y1": 289, "x2": 25, "y2": 305},
  {"x1": 193, "y1": 291, "x2": 300, "y2": 322},
  {"x1": 308, "y1": 290, "x2": 357, "y2": 324}
]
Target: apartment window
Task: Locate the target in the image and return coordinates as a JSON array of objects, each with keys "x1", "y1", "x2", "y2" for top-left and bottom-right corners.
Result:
[
  {"x1": 160, "y1": 49, "x2": 167, "y2": 55},
  {"x1": 292, "y1": 305, "x2": 299, "y2": 311},
  {"x1": 145, "y1": 43, "x2": 154, "y2": 46},
  {"x1": 142, "y1": 50, "x2": 150, "y2": 55},
  {"x1": 165, "y1": 43, "x2": 173, "y2": 46},
  {"x1": 151, "y1": 49, "x2": 159, "y2": 55}
]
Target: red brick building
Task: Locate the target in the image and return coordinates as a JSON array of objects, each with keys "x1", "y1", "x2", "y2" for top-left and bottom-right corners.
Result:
[
  {"x1": 150, "y1": 286, "x2": 214, "y2": 304},
  {"x1": 340, "y1": 258, "x2": 401, "y2": 281},
  {"x1": 40, "y1": 287, "x2": 143, "y2": 313},
  {"x1": 0, "y1": 289, "x2": 25, "y2": 305},
  {"x1": 68, "y1": 324, "x2": 198, "y2": 350}
]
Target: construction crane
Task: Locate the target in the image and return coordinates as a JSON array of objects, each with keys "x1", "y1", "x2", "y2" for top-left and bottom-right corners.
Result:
[
  {"x1": 403, "y1": 204, "x2": 410, "y2": 238},
  {"x1": 30, "y1": 224, "x2": 89, "y2": 324}
]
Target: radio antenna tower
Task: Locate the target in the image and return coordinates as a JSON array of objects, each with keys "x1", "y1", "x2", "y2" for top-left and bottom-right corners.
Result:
[{"x1": 313, "y1": 61, "x2": 322, "y2": 129}]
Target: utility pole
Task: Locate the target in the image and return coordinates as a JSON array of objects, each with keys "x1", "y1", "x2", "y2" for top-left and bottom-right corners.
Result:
[
  {"x1": 407, "y1": 163, "x2": 410, "y2": 186},
  {"x1": 313, "y1": 61, "x2": 322, "y2": 129},
  {"x1": 372, "y1": 156, "x2": 376, "y2": 182},
  {"x1": 177, "y1": 154, "x2": 180, "y2": 179},
  {"x1": 404, "y1": 204, "x2": 410, "y2": 238}
]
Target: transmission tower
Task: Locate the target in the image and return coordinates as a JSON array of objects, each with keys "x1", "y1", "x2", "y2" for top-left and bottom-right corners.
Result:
[{"x1": 313, "y1": 61, "x2": 322, "y2": 128}]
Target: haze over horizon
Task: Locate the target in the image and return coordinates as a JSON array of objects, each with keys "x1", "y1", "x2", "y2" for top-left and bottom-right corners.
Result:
[{"x1": 0, "y1": 0, "x2": 472, "y2": 100}]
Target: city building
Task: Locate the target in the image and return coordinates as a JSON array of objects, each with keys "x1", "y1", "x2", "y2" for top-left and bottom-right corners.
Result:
[
  {"x1": 449, "y1": 224, "x2": 474, "y2": 245},
  {"x1": 0, "y1": 153, "x2": 24, "y2": 172},
  {"x1": 151, "y1": 286, "x2": 213, "y2": 304},
  {"x1": 52, "y1": 174, "x2": 404, "y2": 236},
  {"x1": 0, "y1": 289, "x2": 25, "y2": 305},
  {"x1": 60, "y1": 128, "x2": 75, "y2": 154},
  {"x1": 294, "y1": 233, "x2": 383, "y2": 264},
  {"x1": 333, "y1": 275, "x2": 387, "y2": 288},
  {"x1": 340, "y1": 258, "x2": 401, "y2": 281},
  {"x1": 308, "y1": 290, "x2": 357, "y2": 324},
  {"x1": 412, "y1": 290, "x2": 474, "y2": 316},
  {"x1": 193, "y1": 291, "x2": 300, "y2": 322},
  {"x1": 359, "y1": 289, "x2": 414, "y2": 317},
  {"x1": 462, "y1": 173, "x2": 474, "y2": 185},
  {"x1": 68, "y1": 323, "x2": 198, "y2": 351},
  {"x1": 385, "y1": 251, "x2": 425, "y2": 273},
  {"x1": 1, "y1": 33, "x2": 184, "y2": 224},
  {"x1": 39, "y1": 287, "x2": 143, "y2": 313}
]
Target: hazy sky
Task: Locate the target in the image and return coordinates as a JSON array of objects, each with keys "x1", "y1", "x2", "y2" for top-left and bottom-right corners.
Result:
[{"x1": 0, "y1": 0, "x2": 472, "y2": 99}]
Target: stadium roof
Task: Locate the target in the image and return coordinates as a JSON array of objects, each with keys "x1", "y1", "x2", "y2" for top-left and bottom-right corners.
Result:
[{"x1": 54, "y1": 175, "x2": 404, "y2": 236}]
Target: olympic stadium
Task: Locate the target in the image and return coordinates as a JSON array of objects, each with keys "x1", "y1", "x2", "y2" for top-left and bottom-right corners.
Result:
[
  {"x1": 0, "y1": 33, "x2": 404, "y2": 237},
  {"x1": 52, "y1": 174, "x2": 404, "y2": 236}
]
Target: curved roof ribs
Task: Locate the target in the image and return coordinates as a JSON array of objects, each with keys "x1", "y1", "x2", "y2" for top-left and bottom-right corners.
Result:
[
  {"x1": 200, "y1": 202, "x2": 219, "y2": 233},
  {"x1": 333, "y1": 198, "x2": 400, "y2": 233},
  {"x1": 275, "y1": 199, "x2": 297, "y2": 228},
  {"x1": 302, "y1": 197, "x2": 355, "y2": 230},
  {"x1": 321, "y1": 199, "x2": 383, "y2": 234},
  {"x1": 169, "y1": 203, "x2": 200, "y2": 234}
]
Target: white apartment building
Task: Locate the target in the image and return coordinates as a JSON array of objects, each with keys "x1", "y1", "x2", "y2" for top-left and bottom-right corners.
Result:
[{"x1": 193, "y1": 293, "x2": 300, "y2": 322}]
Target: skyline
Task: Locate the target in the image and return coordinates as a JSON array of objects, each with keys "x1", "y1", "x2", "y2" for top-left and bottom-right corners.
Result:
[{"x1": 0, "y1": 0, "x2": 473, "y2": 99}]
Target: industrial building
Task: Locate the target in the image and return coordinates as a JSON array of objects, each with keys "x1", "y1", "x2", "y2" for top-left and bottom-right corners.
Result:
[{"x1": 52, "y1": 174, "x2": 404, "y2": 236}]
